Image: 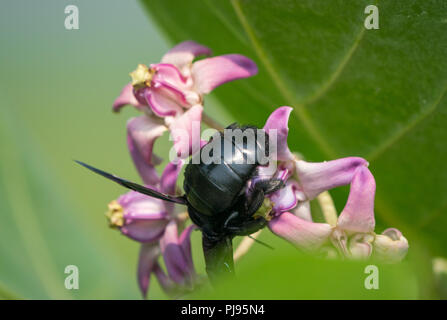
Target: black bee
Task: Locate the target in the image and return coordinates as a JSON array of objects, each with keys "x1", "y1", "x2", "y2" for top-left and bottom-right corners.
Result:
[{"x1": 77, "y1": 123, "x2": 283, "y2": 282}]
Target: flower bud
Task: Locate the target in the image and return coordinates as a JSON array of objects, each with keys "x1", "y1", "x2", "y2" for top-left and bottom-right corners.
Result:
[{"x1": 373, "y1": 228, "x2": 409, "y2": 263}]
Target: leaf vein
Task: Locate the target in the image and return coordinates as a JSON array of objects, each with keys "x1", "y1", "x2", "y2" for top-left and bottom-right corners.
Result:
[
  {"x1": 302, "y1": 27, "x2": 366, "y2": 106},
  {"x1": 230, "y1": 0, "x2": 337, "y2": 158},
  {"x1": 368, "y1": 82, "x2": 447, "y2": 161}
]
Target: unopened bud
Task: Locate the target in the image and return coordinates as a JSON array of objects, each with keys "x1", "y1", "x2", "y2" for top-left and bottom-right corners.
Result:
[{"x1": 373, "y1": 228, "x2": 408, "y2": 263}]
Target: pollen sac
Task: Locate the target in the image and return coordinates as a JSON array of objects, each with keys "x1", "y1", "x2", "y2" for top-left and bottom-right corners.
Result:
[
  {"x1": 253, "y1": 198, "x2": 274, "y2": 221},
  {"x1": 130, "y1": 64, "x2": 153, "y2": 89},
  {"x1": 106, "y1": 200, "x2": 124, "y2": 228}
]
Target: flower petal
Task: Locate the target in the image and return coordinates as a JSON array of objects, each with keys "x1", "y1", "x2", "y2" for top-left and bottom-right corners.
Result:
[
  {"x1": 118, "y1": 190, "x2": 167, "y2": 220},
  {"x1": 137, "y1": 243, "x2": 160, "y2": 299},
  {"x1": 178, "y1": 224, "x2": 196, "y2": 277},
  {"x1": 160, "y1": 160, "x2": 184, "y2": 215},
  {"x1": 295, "y1": 157, "x2": 368, "y2": 200},
  {"x1": 113, "y1": 83, "x2": 145, "y2": 112},
  {"x1": 121, "y1": 219, "x2": 168, "y2": 243},
  {"x1": 160, "y1": 160, "x2": 184, "y2": 195},
  {"x1": 349, "y1": 233, "x2": 374, "y2": 260},
  {"x1": 159, "y1": 220, "x2": 190, "y2": 284},
  {"x1": 145, "y1": 85, "x2": 186, "y2": 117},
  {"x1": 127, "y1": 116, "x2": 167, "y2": 185},
  {"x1": 152, "y1": 63, "x2": 188, "y2": 87},
  {"x1": 161, "y1": 41, "x2": 212, "y2": 74},
  {"x1": 168, "y1": 105, "x2": 203, "y2": 159},
  {"x1": 263, "y1": 106, "x2": 294, "y2": 161},
  {"x1": 152, "y1": 263, "x2": 176, "y2": 296},
  {"x1": 292, "y1": 200, "x2": 313, "y2": 221},
  {"x1": 191, "y1": 54, "x2": 258, "y2": 94},
  {"x1": 337, "y1": 166, "x2": 376, "y2": 233},
  {"x1": 270, "y1": 183, "x2": 297, "y2": 214},
  {"x1": 268, "y1": 212, "x2": 332, "y2": 251},
  {"x1": 373, "y1": 228, "x2": 409, "y2": 263}
]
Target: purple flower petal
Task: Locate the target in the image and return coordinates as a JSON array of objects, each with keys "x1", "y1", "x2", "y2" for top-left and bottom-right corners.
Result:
[
  {"x1": 169, "y1": 105, "x2": 203, "y2": 159},
  {"x1": 268, "y1": 212, "x2": 332, "y2": 251},
  {"x1": 127, "y1": 116, "x2": 167, "y2": 186},
  {"x1": 270, "y1": 183, "x2": 298, "y2": 214},
  {"x1": 160, "y1": 160, "x2": 184, "y2": 196},
  {"x1": 137, "y1": 243, "x2": 160, "y2": 299},
  {"x1": 337, "y1": 166, "x2": 376, "y2": 233},
  {"x1": 295, "y1": 157, "x2": 369, "y2": 200},
  {"x1": 118, "y1": 191, "x2": 167, "y2": 220},
  {"x1": 159, "y1": 221, "x2": 190, "y2": 285},
  {"x1": 160, "y1": 160, "x2": 184, "y2": 215},
  {"x1": 121, "y1": 219, "x2": 168, "y2": 243},
  {"x1": 178, "y1": 225, "x2": 196, "y2": 277},
  {"x1": 161, "y1": 41, "x2": 212, "y2": 74},
  {"x1": 191, "y1": 54, "x2": 258, "y2": 94},
  {"x1": 152, "y1": 63, "x2": 188, "y2": 86},
  {"x1": 291, "y1": 200, "x2": 313, "y2": 221},
  {"x1": 152, "y1": 263, "x2": 176, "y2": 296},
  {"x1": 144, "y1": 84, "x2": 186, "y2": 117},
  {"x1": 263, "y1": 106, "x2": 294, "y2": 161},
  {"x1": 113, "y1": 83, "x2": 145, "y2": 112}
]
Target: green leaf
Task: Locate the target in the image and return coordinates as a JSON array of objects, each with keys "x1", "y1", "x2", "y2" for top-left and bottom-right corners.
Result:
[
  {"x1": 141, "y1": 0, "x2": 447, "y2": 258},
  {"x1": 192, "y1": 233, "x2": 418, "y2": 299},
  {"x1": 0, "y1": 109, "x2": 142, "y2": 299},
  {"x1": 0, "y1": 1, "x2": 175, "y2": 299}
]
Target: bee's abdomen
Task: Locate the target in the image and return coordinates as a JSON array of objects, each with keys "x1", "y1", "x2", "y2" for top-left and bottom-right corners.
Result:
[
  {"x1": 184, "y1": 129, "x2": 261, "y2": 216},
  {"x1": 184, "y1": 163, "x2": 244, "y2": 215}
]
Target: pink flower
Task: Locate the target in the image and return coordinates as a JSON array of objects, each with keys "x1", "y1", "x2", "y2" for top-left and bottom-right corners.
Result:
[
  {"x1": 260, "y1": 107, "x2": 408, "y2": 262},
  {"x1": 138, "y1": 222, "x2": 199, "y2": 299},
  {"x1": 106, "y1": 160, "x2": 200, "y2": 298},
  {"x1": 113, "y1": 41, "x2": 257, "y2": 159},
  {"x1": 106, "y1": 161, "x2": 183, "y2": 242}
]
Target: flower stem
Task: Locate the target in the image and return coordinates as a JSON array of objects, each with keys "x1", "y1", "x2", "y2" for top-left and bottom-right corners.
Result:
[
  {"x1": 234, "y1": 230, "x2": 262, "y2": 262},
  {"x1": 202, "y1": 112, "x2": 225, "y2": 131},
  {"x1": 202, "y1": 234, "x2": 235, "y2": 285},
  {"x1": 317, "y1": 191, "x2": 338, "y2": 226}
]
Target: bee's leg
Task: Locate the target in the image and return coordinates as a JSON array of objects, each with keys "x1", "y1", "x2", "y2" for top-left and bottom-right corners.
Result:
[
  {"x1": 188, "y1": 205, "x2": 221, "y2": 241},
  {"x1": 246, "y1": 189, "x2": 265, "y2": 216},
  {"x1": 244, "y1": 178, "x2": 285, "y2": 216},
  {"x1": 225, "y1": 122, "x2": 239, "y2": 130},
  {"x1": 253, "y1": 178, "x2": 285, "y2": 195}
]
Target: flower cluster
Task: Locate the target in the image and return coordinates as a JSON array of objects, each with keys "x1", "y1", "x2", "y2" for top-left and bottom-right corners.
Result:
[
  {"x1": 105, "y1": 41, "x2": 408, "y2": 299},
  {"x1": 259, "y1": 107, "x2": 409, "y2": 262},
  {"x1": 109, "y1": 41, "x2": 258, "y2": 298},
  {"x1": 114, "y1": 40, "x2": 257, "y2": 167},
  {"x1": 106, "y1": 160, "x2": 199, "y2": 298}
]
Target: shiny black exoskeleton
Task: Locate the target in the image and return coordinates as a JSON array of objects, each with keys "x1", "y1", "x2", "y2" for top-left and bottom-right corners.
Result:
[
  {"x1": 185, "y1": 124, "x2": 282, "y2": 237},
  {"x1": 184, "y1": 124, "x2": 284, "y2": 280},
  {"x1": 76, "y1": 123, "x2": 283, "y2": 282}
]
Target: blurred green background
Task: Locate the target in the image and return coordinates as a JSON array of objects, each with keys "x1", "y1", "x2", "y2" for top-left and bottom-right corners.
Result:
[{"x1": 0, "y1": 0, "x2": 446, "y2": 299}]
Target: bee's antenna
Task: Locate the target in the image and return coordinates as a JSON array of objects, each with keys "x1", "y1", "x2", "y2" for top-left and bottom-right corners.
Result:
[
  {"x1": 75, "y1": 160, "x2": 187, "y2": 205},
  {"x1": 248, "y1": 235, "x2": 274, "y2": 250}
]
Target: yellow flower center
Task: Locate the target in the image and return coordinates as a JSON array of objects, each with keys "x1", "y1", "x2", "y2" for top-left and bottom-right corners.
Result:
[
  {"x1": 106, "y1": 200, "x2": 124, "y2": 228},
  {"x1": 129, "y1": 64, "x2": 154, "y2": 90}
]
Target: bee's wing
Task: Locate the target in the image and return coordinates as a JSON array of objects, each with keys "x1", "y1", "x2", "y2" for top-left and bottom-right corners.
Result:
[{"x1": 75, "y1": 160, "x2": 187, "y2": 205}]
